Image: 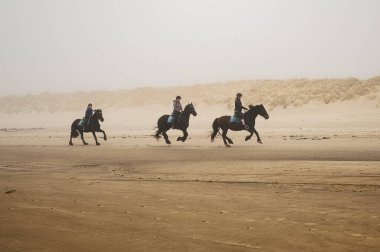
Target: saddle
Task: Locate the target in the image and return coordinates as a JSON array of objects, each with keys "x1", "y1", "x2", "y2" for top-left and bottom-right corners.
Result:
[
  {"x1": 231, "y1": 114, "x2": 249, "y2": 129},
  {"x1": 78, "y1": 117, "x2": 91, "y2": 130},
  {"x1": 78, "y1": 118, "x2": 85, "y2": 127},
  {"x1": 230, "y1": 116, "x2": 241, "y2": 124},
  {"x1": 167, "y1": 114, "x2": 181, "y2": 123},
  {"x1": 167, "y1": 115, "x2": 174, "y2": 124},
  {"x1": 168, "y1": 113, "x2": 182, "y2": 129}
]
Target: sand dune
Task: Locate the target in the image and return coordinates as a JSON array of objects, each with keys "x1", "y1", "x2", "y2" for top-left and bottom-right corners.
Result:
[
  {"x1": 1, "y1": 77, "x2": 379, "y2": 114},
  {"x1": 1, "y1": 77, "x2": 379, "y2": 132}
]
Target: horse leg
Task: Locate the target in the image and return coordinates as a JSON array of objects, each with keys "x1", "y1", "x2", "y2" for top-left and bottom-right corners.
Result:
[
  {"x1": 100, "y1": 129, "x2": 107, "y2": 141},
  {"x1": 80, "y1": 131, "x2": 88, "y2": 145},
  {"x1": 177, "y1": 129, "x2": 188, "y2": 142},
  {"x1": 225, "y1": 135, "x2": 233, "y2": 144},
  {"x1": 69, "y1": 122, "x2": 79, "y2": 145},
  {"x1": 92, "y1": 132, "x2": 100, "y2": 145},
  {"x1": 222, "y1": 128, "x2": 230, "y2": 147},
  {"x1": 69, "y1": 134, "x2": 73, "y2": 145},
  {"x1": 245, "y1": 131, "x2": 254, "y2": 141},
  {"x1": 183, "y1": 130, "x2": 188, "y2": 142},
  {"x1": 163, "y1": 130, "x2": 171, "y2": 144},
  {"x1": 253, "y1": 128, "x2": 262, "y2": 143}
]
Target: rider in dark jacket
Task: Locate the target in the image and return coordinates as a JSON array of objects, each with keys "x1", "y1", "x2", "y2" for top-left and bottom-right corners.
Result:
[
  {"x1": 172, "y1": 96, "x2": 182, "y2": 128},
  {"x1": 234, "y1": 93, "x2": 248, "y2": 117},
  {"x1": 234, "y1": 93, "x2": 249, "y2": 128},
  {"x1": 84, "y1": 103, "x2": 93, "y2": 130}
]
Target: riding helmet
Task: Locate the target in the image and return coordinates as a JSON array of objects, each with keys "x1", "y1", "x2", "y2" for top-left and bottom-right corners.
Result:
[
  {"x1": 236, "y1": 93, "x2": 242, "y2": 97},
  {"x1": 88, "y1": 103, "x2": 93, "y2": 106},
  {"x1": 176, "y1": 96, "x2": 181, "y2": 100}
]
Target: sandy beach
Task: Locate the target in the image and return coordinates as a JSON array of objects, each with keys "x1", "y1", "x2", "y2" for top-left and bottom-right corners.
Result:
[{"x1": 1, "y1": 128, "x2": 380, "y2": 251}]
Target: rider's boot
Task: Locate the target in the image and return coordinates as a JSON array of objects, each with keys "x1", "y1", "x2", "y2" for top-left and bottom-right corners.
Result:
[{"x1": 242, "y1": 119, "x2": 249, "y2": 130}]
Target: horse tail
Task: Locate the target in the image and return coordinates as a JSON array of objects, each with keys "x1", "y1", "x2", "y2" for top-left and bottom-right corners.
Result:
[
  {"x1": 71, "y1": 120, "x2": 80, "y2": 138},
  {"x1": 154, "y1": 127, "x2": 161, "y2": 140},
  {"x1": 153, "y1": 119, "x2": 163, "y2": 141},
  {"x1": 210, "y1": 118, "x2": 220, "y2": 142}
]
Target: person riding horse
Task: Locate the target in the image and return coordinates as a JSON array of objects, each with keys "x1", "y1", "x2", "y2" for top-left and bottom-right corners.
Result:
[
  {"x1": 84, "y1": 103, "x2": 93, "y2": 130},
  {"x1": 154, "y1": 103, "x2": 197, "y2": 144},
  {"x1": 69, "y1": 108, "x2": 107, "y2": 146},
  {"x1": 211, "y1": 103, "x2": 269, "y2": 147},
  {"x1": 234, "y1": 93, "x2": 249, "y2": 129},
  {"x1": 172, "y1": 96, "x2": 182, "y2": 128}
]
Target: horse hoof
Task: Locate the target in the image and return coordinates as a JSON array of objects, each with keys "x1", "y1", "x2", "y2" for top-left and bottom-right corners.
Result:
[
  {"x1": 84, "y1": 143, "x2": 89, "y2": 145},
  {"x1": 69, "y1": 142, "x2": 73, "y2": 146},
  {"x1": 166, "y1": 141, "x2": 171, "y2": 144},
  {"x1": 96, "y1": 143, "x2": 100, "y2": 146},
  {"x1": 104, "y1": 137, "x2": 107, "y2": 141},
  {"x1": 258, "y1": 140, "x2": 263, "y2": 144},
  {"x1": 225, "y1": 144, "x2": 231, "y2": 147}
]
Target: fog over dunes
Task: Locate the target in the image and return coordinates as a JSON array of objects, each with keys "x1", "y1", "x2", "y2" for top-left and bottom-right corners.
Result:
[{"x1": 0, "y1": 77, "x2": 379, "y2": 114}]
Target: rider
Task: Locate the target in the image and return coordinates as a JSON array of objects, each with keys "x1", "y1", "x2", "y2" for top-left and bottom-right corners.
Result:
[
  {"x1": 234, "y1": 93, "x2": 249, "y2": 129},
  {"x1": 172, "y1": 96, "x2": 182, "y2": 128},
  {"x1": 84, "y1": 103, "x2": 93, "y2": 130}
]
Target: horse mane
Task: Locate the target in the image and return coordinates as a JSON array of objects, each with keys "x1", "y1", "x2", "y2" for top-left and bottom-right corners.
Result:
[
  {"x1": 248, "y1": 104, "x2": 264, "y2": 110},
  {"x1": 91, "y1": 109, "x2": 102, "y2": 119},
  {"x1": 245, "y1": 104, "x2": 263, "y2": 117},
  {"x1": 184, "y1": 103, "x2": 193, "y2": 110},
  {"x1": 247, "y1": 104, "x2": 257, "y2": 112}
]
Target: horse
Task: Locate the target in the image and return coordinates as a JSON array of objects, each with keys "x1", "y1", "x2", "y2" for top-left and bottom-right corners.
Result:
[
  {"x1": 69, "y1": 109, "x2": 107, "y2": 146},
  {"x1": 154, "y1": 103, "x2": 197, "y2": 144},
  {"x1": 210, "y1": 104, "x2": 269, "y2": 147}
]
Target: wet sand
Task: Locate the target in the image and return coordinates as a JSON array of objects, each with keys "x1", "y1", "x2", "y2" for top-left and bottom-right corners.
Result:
[{"x1": 1, "y1": 132, "x2": 380, "y2": 251}]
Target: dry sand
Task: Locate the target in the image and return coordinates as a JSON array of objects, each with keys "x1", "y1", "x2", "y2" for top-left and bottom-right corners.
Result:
[{"x1": 1, "y1": 78, "x2": 380, "y2": 251}]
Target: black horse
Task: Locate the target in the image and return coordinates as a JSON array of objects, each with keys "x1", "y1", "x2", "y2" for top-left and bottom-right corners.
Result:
[
  {"x1": 69, "y1": 109, "x2": 107, "y2": 146},
  {"x1": 154, "y1": 103, "x2": 197, "y2": 144},
  {"x1": 210, "y1": 104, "x2": 269, "y2": 147}
]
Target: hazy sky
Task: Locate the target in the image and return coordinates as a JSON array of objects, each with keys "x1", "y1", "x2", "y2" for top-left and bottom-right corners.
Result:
[{"x1": 1, "y1": 0, "x2": 379, "y2": 95}]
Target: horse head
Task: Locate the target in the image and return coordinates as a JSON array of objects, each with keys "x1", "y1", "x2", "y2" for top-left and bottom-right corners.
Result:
[
  {"x1": 93, "y1": 109, "x2": 104, "y2": 122},
  {"x1": 248, "y1": 104, "x2": 269, "y2": 120},
  {"x1": 185, "y1": 103, "x2": 197, "y2": 116}
]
